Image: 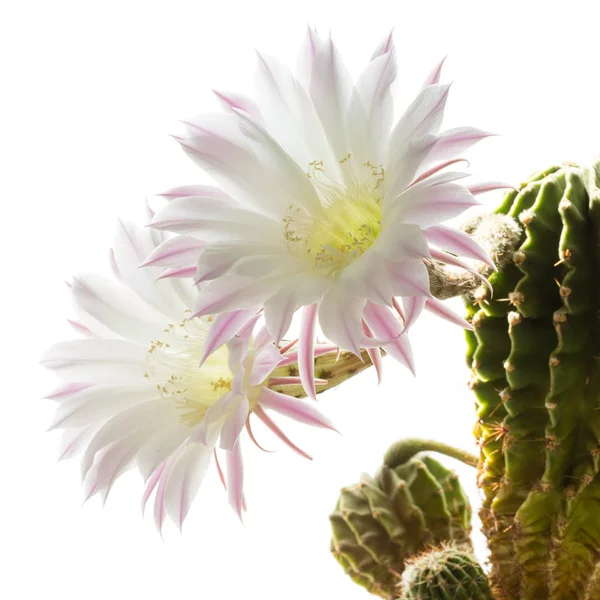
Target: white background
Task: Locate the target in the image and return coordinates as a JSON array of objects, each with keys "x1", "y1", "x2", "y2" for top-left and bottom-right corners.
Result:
[{"x1": 3, "y1": 1, "x2": 600, "y2": 598}]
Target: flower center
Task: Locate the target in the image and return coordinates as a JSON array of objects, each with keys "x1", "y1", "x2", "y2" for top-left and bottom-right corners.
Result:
[
  {"x1": 284, "y1": 158, "x2": 383, "y2": 277},
  {"x1": 144, "y1": 311, "x2": 234, "y2": 427}
]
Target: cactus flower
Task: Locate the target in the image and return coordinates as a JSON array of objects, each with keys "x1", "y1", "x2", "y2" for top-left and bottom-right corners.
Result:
[
  {"x1": 40, "y1": 217, "x2": 337, "y2": 531},
  {"x1": 148, "y1": 28, "x2": 508, "y2": 396}
]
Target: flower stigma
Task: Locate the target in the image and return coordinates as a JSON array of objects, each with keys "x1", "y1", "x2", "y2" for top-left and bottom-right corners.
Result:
[{"x1": 283, "y1": 156, "x2": 384, "y2": 277}]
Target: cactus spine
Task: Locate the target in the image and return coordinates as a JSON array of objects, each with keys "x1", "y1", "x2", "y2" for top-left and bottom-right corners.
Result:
[
  {"x1": 465, "y1": 161, "x2": 600, "y2": 599},
  {"x1": 330, "y1": 440, "x2": 476, "y2": 599},
  {"x1": 400, "y1": 544, "x2": 493, "y2": 600}
]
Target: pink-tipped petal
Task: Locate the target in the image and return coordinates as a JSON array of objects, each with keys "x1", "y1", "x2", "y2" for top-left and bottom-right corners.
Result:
[
  {"x1": 409, "y1": 158, "x2": 469, "y2": 188},
  {"x1": 220, "y1": 395, "x2": 250, "y2": 452},
  {"x1": 425, "y1": 297, "x2": 474, "y2": 330},
  {"x1": 298, "y1": 304, "x2": 318, "y2": 400},
  {"x1": 213, "y1": 90, "x2": 264, "y2": 123},
  {"x1": 253, "y1": 405, "x2": 312, "y2": 460},
  {"x1": 141, "y1": 236, "x2": 205, "y2": 268},
  {"x1": 142, "y1": 461, "x2": 167, "y2": 514},
  {"x1": 318, "y1": 289, "x2": 365, "y2": 356},
  {"x1": 421, "y1": 55, "x2": 447, "y2": 88},
  {"x1": 363, "y1": 302, "x2": 416, "y2": 375},
  {"x1": 401, "y1": 296, "x2": 427, "y2": 331},
  {"x1": 245, "y1": 415, "x2": 275, "y2": 453},
  {"x1": 214, "y1": 448, "x2": 227, "y2": 490},
  {"x1": 45, "y1": 382, "x2": 93, "y2": 400},
  {"x1": 257, "y1": 388, "x2": 337, "y2": 431},
  {"x1": 362, "y1": 321, "x2": 384, "y2": 384},
  {"x1": 226, "y1": 442, "x2": 244, "y2": 521},
  {"x1": 199, "y1": 308, "x2": 259, "y2": 366},
  {"x1": 249, "y1": 343, "x2": 284, "y2": 386},
  {"x1": 468, "y1": 181, "x2": 518, "y2": 195},
  {"x1": 67, "y1": 320, "x2": 98, "y2": 338},
  {"x1": 158, "y1": 184, "x2": 232, "y2": 202},
  {"x1": 156, "y1": 266, "x2": 197, "y2": 280},
  {"x1": 424, "y1": 224, "x2": 496, "y2": 270}
]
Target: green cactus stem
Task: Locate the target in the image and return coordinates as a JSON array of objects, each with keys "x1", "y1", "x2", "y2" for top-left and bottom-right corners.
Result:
[
  {"x1": 330, "y1": 440, "x2": 474, "y2": 599},
  {"x1": 400, "y1": 544, "x2": 493, "y2": 600},
  {"x1": 464, "y1": 160, "x2": 600, "y2": 600}
]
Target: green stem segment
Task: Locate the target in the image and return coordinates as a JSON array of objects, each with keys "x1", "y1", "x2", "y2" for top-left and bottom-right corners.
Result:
[{"x1": 384, "y1": 438, "x2": 479, "y2": 470}]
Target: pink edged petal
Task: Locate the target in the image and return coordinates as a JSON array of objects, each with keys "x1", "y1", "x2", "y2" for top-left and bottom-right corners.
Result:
[
  {"x1": 137, "y1": 427, "x2": 189, "y2": 481},
  {"x1": 263, "y1": 276, "x2": 329, "y2": 343},
  {"x1": 385, "y1": 259, "x2": 432, "y2": 298},
  {"x1": 49, "y1": 385, "x2": 155, "y2": 430},
  {"x1": 425, "y1": 297, "x2": 474, "y2": 330},
  {"x1": 390, "y1": 182, "x2": 480, "y2": 229},
  {"x1": 317, "y1": 288, "x2": 365, "y2": 356},
  {"x1": 428, "y1": 247, "x2": 493, "y2": 294},
  {"x1": 45, "y1": 381, "x2": 93, "y2": 400},
  {"x1": 376, "y1": 223, "x2": 431, "y2": 262},
  {"x1": 220, "y1": 395, "x2": 251, "y2": 452},
  {"x1": 153, "y1": 455, "x2": 177, "y2": 533},
  {"x1": 192, "y1": 275, "x2": 283, "y2": 318},
  {"x1": 370, "y1": 30, "x2": 395, "y2": 59},
  {"x1": 298, "y1": 303, "x2": 318, "y2": 400},
  {"x1": 383, "y1": 133, "x2": 440, "y2": 205},
  {"x1": 164, "y1": 444, "x2": 213, "y2": 530},
  {"x1": 362, "y1": 321, "x2": 384, "y2": 384},
  {"x1": 363, "y1": 302, "x2": 416, "y2": 375},
  {"x1": 425, "y1": 224, "x2": 495, "y2": 269},
  {"x1": 80, "y1": 401, "x2": 176, "y2": 479},
  {"x1": 421, "y1": 56, "x2": 447, "y2": 88},
  {"x1": 150, "y1": 196, "x2": 280, "y2": 239},
  {"x1": 309, "y1": 34, "x2": 353, "y2": 164},
  {"x1": 142, "y1": 460, "x2": 167, "y2": 514},
  {"x1": 67, "y1": 320, "x2": 98, "y2": 338},
  {"x1": 296, "y1": 24, "x2": 320, "y2": 88},
  {"x1": 231, "y1": 108, "x2": 323, "y2": 216},
  {"x1": 401, "y1": 295, "x2": 427, "y2": 331},
  {"x1": 70, "y1": 273, "x2": 167, "y2": 344},
  {"x1": 141, "y1": 236, "x2": 205, "y2": 268},
  {"x1": 468, "y1": 181, "x2": 517, "y2": 195},
  {"x1": 177, "y1": 131, "x2": 286, "y2": 219},
  {"x1": 425, "y1": 127, "x2": 496, "y2": 165},
  {"x1": 387, "y1": 83, "x2": 451, "y2": 166},
  {"x1": 245, "y1": 415, "x2": 275, "y2": 453},
  {"x1": 112, "y1": 220, "x2": 186, "y2": 319},
  {"x1": 57, "y1": 427, "x2": 92, "y2": 461},
  {"x1": 40, "y1": 339, "x2": 149, "y2": 384},
  {"x1": 109, "y1": 248, "x2": 121, "y2": 280},
  {"x1": 213, "y1": 90, "x2": 264, "y2": 123},
  {"x1": 347, "y1": 49, "x2": 397, "y2": 164},
  {"x1": 253, "y1": 405, "x2": 312, "y2": 460},
  {"x1": 225, "y1": 441, "x2": 244, "y2": 520},
  {"x1": 278, "y1": 342, "x2": 338, "y2": 367},
  {"x1": 158, "y1": 184, "x2": 232, "y2": 202},
  {"x1": 257, "y1": 388, "x2": 337, "y2": 431},
  {"x1": 409, "y1": 159, "x2": 470, "y2": 188},
  {"x1": 199, "y1": 308, "x2": 259, "y2": 366},
  {"x1": 157, "y1": 266, "x2": 197, "y2": 280},
  {"x1": 253, "y1": 326, "x2": 273, "y2": 350},
  {"x1": 255, "y1": 51, "x2": 336, "y2": 176},
  {"x1": 249, "y1": 343, "x2": 284, "y2": 386},
  {"x1": 214, "y1": 448, "x2": 227, "y2": 489}
]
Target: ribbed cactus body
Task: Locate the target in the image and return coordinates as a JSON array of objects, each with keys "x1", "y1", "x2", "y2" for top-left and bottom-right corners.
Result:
[
  {"x1": 401, "y1": 545, "x2": 493, "y2": 600},
  {"x1": 330, "y1": 447, "x2": 472, "y2": 599},
  {"x1": 465, "y1": 161, "x2": 600, "y2": 599}
]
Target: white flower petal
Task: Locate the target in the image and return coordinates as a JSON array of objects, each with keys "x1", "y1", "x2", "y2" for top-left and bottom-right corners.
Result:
[
  {"x1": 71, "y1": 274, "x2": 167, "y2": 344},
  {"x1": 141, "y1": 235, "x2": 206, "y2": 268},
  {"x1": 41, "y1": 339, "x2": 149, "y2": 384},
  {"x1": 318, "y1": 287, "x2": 365, "y2": 355}
]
